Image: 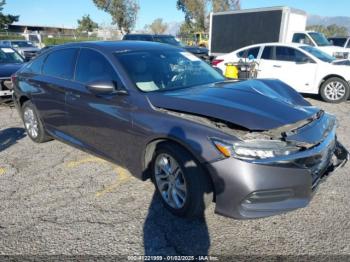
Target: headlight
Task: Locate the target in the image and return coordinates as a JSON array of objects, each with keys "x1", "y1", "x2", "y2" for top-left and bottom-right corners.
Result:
[
  {"x1": 211, "y1": 138, "x2": 300, "y2": 160},
  {"x1": 333, "y1": 52, "x2": 347, "y2": 59}
]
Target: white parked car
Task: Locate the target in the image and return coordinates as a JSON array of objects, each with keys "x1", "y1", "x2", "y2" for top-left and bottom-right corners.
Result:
[{"x1": 213, "y1": 43, "x2": 350, "y2": 103}]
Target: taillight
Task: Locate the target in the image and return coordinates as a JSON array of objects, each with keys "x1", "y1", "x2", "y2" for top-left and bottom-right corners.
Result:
[
  {"x1": 211, "y1": 59, "x2": 224, "y2": 66},
  {"x1": 11, "y1": 75, "x2": 16, "y2": 84}
]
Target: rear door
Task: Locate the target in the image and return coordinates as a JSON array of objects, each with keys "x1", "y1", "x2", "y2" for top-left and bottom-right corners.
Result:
[
  {"x1": 65, "y1": 48, "x2": 134, "y2": 163},
  {"x1": 258, "y1": 46, "x2": 318, "y2": 93},
  {"x1": 30, "y1": 48, "x2": 78, "y2": 134}
]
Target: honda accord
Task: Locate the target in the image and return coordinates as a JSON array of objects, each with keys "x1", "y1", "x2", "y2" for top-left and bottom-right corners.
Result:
[{"x1": 12, "y1": 41, "x2": 349, "y2": 219}]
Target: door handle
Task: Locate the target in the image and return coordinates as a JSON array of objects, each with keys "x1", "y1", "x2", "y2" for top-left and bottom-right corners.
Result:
[{"x1": 273, "y1": 65, "x2": 282, "y2": 68}]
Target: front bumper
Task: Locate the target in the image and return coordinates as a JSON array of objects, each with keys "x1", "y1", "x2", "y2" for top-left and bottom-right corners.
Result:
[{"x1": 207, "y1": 131, "x2": 349, "y2": 219}]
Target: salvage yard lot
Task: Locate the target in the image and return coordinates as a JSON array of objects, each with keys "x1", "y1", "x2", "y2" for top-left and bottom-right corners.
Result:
[{"x1": 0, "y1": 97, "x2": 350, "y2": 257}]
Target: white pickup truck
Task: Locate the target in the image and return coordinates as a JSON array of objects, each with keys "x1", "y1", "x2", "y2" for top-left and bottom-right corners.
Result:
[{"x1": 291, "y1": 31, "x2": 349, "y2": 59}]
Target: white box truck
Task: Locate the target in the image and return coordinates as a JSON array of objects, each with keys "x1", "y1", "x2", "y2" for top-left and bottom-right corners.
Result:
[{"x1": 209, "y1": 6, "x2": 349, "y2": 58}]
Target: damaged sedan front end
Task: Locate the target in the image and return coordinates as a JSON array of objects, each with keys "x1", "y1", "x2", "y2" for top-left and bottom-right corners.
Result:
[
  {"x1": 208, "y1": 111, "x2": 348, "y2": 218},
  {"x1": 150, "y1": 81, "x2": 348, "y2": 219}
]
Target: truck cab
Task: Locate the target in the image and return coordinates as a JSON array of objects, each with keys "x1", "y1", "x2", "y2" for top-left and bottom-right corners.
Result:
[{"x1": 291, "y1": 31, "x2": 349, "y2": 59}]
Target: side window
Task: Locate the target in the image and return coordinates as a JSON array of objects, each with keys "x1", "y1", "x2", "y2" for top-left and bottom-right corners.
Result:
[
  {"x1": 347, "y1": 39, "x2": 350, "y2": 48},
  {"x1": 42, "y1": 48, "x2": 77, "y2": 80},
  {"x1": 24, "y1": 54, "x2": 47, "y2": 74},
  {"x1": 237, "y1": 47, "x2": 260, "y2": 59},
  {"x1": 275, "y1": 47, "x2": 309, "y2": 62},
  {"x1": 261, "y1": 46, "x2": 274, "y2": 60},
  {"x1": 75, "y1": 48, "x2": 119, "y2": 84},
  {"x1": 292, "y1": 33, "x2": 314, "y2": 46}
]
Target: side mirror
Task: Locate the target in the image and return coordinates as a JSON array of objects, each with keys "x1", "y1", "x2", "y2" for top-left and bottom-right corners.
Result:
[
  {"x1": 87, "y1": 81, "x2": 128, "y2": 95},
  {"x1": 87, "y1": 81, "x2": 116, "y2": 95}
]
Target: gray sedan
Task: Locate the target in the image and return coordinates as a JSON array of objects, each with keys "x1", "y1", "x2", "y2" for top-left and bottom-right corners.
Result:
[{"x1": 12, "y1": 41, "x2": 349, "y2": 219}]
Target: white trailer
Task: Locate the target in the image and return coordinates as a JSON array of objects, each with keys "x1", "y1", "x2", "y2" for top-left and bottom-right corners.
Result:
[{"x1": 209, "y1": 6, "x2": 348, "y2": 58}]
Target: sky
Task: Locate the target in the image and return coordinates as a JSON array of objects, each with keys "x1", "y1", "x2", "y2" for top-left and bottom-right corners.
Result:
[{"x1": 3, "y1": 0, "x2": 350, "y2": 29}]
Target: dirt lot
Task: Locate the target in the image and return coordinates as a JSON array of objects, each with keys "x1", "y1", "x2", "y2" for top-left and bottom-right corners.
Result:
[{"x1": 0, "y1": 97, "x2": 349, "y2": 259}]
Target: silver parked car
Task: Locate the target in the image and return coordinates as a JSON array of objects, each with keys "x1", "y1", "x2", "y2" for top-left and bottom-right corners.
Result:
[{"x1": 0, "y1": 40, "x2": 40, "y2": 60}]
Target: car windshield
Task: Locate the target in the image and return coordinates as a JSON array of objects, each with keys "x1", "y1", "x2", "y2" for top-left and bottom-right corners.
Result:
[
  {"x1": 329, "y1": 38, "x2": 347, "y2": 47},
  {"x1": 309, "y1": 32, "x2": 331, "y2": 46},
  {"x1": 153, "y1": 36, "x2": 185, "y2": 47},
  {"x1": 12, "y1": 41, "x2": 34, "y2": 48},
  {"x1": 0, "y1": 48, "x2": 24, "y2": 63},
  {"x1": 300, "y1": 45, "x2": 336, "y2": 63},
  {"x1": 115, "y1": 49, "x2": 224, "y2": 92}
]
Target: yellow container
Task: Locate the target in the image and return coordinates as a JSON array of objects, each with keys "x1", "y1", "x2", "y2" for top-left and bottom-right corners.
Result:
[{"x1": 224, "y1": 63, "x2": 239, "y2": 79}]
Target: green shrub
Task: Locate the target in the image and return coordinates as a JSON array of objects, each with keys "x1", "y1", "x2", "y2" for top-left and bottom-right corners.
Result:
[
  {"x1": 0, "y1": 34, "x2": 25, "y2": 40},
  {"x1": 43, "y1": 37, "x2": 100, "y2": 46}
]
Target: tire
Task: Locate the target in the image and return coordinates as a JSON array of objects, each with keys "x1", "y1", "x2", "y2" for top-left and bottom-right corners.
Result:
[
  {"x1": 320, "y1": 77, "x2": 349, "y2": 103},
  {"x1": 22, "y1": 101, "x2": 52, "y2": 143},
  {"x1": 151, "y1": 142, "x2": 213, "y2": 218}
]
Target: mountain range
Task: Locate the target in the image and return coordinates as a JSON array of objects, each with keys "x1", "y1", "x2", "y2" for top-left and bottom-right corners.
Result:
[{"x1": 307, "y1": 15, "x2": 350, "y2": 33}]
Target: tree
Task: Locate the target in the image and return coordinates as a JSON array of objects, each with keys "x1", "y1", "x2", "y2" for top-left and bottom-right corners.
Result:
[
  {"x1": 0, "y1": 0, "x2": 19, "y2": 30},
  {"x1": 177, "y1": 0, "x2": 207, "y2": 32},
  {"x1": 77, "y1": 15, "x2": 98, "y2": 33},
  {"x1": 306, "y1": 24, "x2": 348, "y2": 37},
  {"x1": 212, "y1": 0, "x2": 240, "y2": 12},
  {"x1": 147, "y1": 18, "x2": 168, "y2": 34},
  {"x1": 177, "y1": 0, "x2": 240, "y2": 34},
  {"x1": 93, "y1": 0, "x2": 139, "y2": 34}
]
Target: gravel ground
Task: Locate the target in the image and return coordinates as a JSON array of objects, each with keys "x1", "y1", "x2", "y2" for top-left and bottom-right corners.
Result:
[{"x1": 0, "y1": 96, "x2": 349, "y2": 260}]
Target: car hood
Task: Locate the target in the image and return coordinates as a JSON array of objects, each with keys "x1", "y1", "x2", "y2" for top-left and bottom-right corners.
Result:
[
  {"x1": 318, "y1": 45, "x2": 346, "y2": 53},
  {"x1": 147, "y1": 79, "x2": 320, "y2": 131},
  {"x1": 0, "y1": 63, "x2": 24, "y2": 78},
  {"x1": 184, "y1": 46, "x2": 208, "y2": 54}
]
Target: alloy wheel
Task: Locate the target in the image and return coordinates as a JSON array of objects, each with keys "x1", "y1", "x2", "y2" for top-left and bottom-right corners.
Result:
[
  {"x1": 324, "y1": 81, "x2": 346, "y2": 101},
  {"x1": 154, "y1": 153, "x2": 187, "y2": 209}
]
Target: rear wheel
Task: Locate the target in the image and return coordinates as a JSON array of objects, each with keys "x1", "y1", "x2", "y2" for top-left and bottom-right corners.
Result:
[
  {"x1": 320, "y1": 77, "x2": 349, "y2": 103},
  {"x1": 22, "y1": 101, "x2": 52, "y2": 143},
  {"x1": 151, "y1": 142, "x2": 213, "y2": 218}
]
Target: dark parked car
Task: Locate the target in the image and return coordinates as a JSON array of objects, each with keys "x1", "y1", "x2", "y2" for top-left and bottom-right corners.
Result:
[
  {"x1": 0, "y1": 46, "x2": 25, "y2": 98},
  {"x1": 123, "y1": 34, "x2": 210, "y2": 62},
  {"x1": 12, "y1": 41, "x2": 349, "y2": 219},
  {"x1": 0, "y1": 40, "x2": 40, "y2": 60}
]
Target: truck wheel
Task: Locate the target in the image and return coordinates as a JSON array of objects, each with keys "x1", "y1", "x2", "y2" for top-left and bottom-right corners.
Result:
[
  {"x1": 22, "y1": 101, "x2": 52, "y2": 143},
  {"x1": 320, "y1": 77, "x2": 349, "y2": 103},
  {"x1": 151, "y1": 142, "x2": 213, "y2": 218}
]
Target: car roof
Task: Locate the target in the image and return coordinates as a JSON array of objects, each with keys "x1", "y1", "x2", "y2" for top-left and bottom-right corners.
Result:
[
  {"x1": 0, "y1": 45, "x2": 14, "y2": 48},
  {"x1": 235, "y1": 42, "x2": 307, "y2": 51},
  {"x1": 51, "y1": 40, "x2": 181, "y2": 52},
  {"x1": 124, "y1": 34, "x2": 173, "y2": 37}
]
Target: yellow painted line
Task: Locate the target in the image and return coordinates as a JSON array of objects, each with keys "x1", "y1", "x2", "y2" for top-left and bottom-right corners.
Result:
[
  {"x1": 65, "y1": 156, "x2": 107, "y2": 168},
  {"x1": 65, "y1": 156, "x2": 132, "y2": 197},
  {"x1": 95, "y1": 166, "x2": 131, "y2": 197},
  {"x1": 0, "y1": 167, "x2": 5, "y2": 176}
]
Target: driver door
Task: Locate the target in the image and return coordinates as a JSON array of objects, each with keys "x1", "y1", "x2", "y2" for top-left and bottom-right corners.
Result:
[{"x1": 65, "y1": 48, "x2": 134, "y2": 164}]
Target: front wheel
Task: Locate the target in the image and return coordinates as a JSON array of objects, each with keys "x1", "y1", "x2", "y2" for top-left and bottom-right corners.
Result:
[
  {"x1": 151, "y1": 142, "x2": 213, "y2": 218},
  {"x1": 320, "y1": 77, "x2": 349, "y2": 103}
]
